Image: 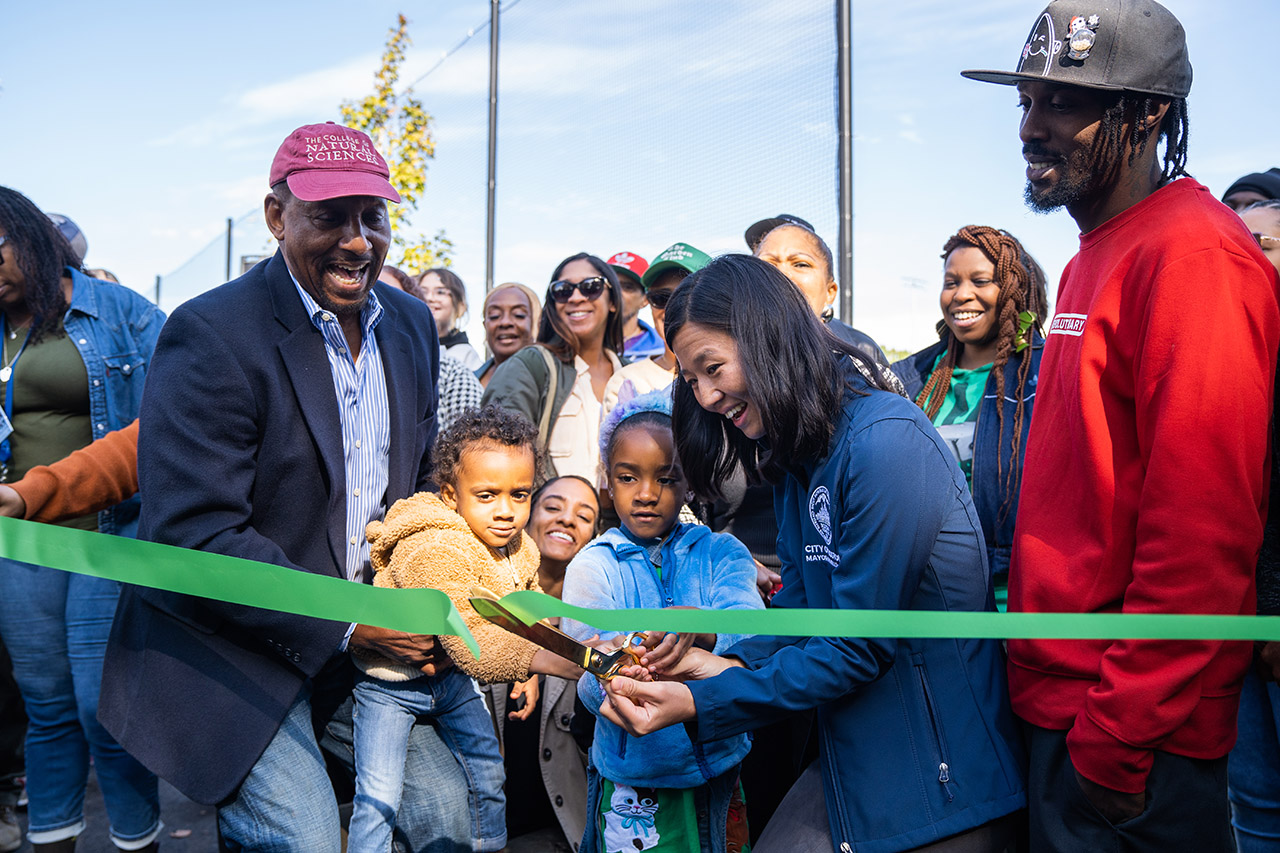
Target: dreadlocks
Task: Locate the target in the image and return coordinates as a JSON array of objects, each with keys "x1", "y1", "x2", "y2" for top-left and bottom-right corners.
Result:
[
  {"x1": 0, "y1": 187, "x2": 79, "y2": 345},
  {"x1": 914, "y1": 226, "x2": 1048, "y2": 508},
  {"x1": 1092, "y1": 93, "x2": 1190, "y2": 187}
]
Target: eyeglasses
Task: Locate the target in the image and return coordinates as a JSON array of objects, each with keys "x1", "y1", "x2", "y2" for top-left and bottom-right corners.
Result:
[
  {"x1": 646, "y1": 288, "x2": 675, "y2": 310},
  {"x1": 549, "y1": 276, "x2": 608, "y2": 304},
  {"x1": 1252, "y1": 233, "x2": 1280, "y2": 250}
]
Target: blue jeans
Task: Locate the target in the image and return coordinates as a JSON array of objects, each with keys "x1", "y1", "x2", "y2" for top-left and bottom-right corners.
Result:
[
  {"x1": 322, "y1": 693, "x2": 471, "y2": 853},
  {"x1": 0, "y1": 561, "x2": 160, "y2": 847},
  {"x1": 218, "y1": 686, "x2": 343, "y2": 853},
  {"x1": 350, "y1": 671, "x2": 506, "y2": 853},
  {"x1": 1230, "y1": 666, "x2": 1280, "y2": 851}
]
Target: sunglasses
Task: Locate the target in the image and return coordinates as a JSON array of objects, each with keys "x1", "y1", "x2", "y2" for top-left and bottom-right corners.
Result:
[
  {"x1": 646, "y1": 288, "x2": 675, "y2": 310},
  {"x1": 1252, "y1": 233, "x2": 1280, "y2": 250},
  {"x1": 549, "y1": 276, "x2": 608, "y2": 304}
]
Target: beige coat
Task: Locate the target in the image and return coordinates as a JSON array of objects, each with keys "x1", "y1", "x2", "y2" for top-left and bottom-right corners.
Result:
[
  {"x1": 486, "y1": 677, "x2": 589, "y2": 851},
  {"x1": 359, "y1": 491, "x2": 541, "y2": 684}
]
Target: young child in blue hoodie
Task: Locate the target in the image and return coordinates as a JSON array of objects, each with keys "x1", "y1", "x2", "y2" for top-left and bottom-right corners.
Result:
[{"x1": 562, "y1": 389, "x2": 763, "y2": 853}]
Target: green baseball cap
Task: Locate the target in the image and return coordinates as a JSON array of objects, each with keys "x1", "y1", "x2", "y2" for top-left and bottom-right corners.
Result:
[{"x1": 640, "y1": 242, "x2": 711, "y2": 290}]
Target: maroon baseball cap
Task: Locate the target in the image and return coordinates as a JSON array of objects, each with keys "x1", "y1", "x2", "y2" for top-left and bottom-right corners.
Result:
[
  {"x1": 269, "y1": 121, "x2": 401, "y2": 203},
  {"x1": 607, "y1": 251, "x2": 649, "y2": 288}
]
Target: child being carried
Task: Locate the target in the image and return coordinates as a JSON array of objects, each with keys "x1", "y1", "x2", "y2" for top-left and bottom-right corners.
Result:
[{"x1": 348, "y1": 405, "x2": 585, "y2": 853}]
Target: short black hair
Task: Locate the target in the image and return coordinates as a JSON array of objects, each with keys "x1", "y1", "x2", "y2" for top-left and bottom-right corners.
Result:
[
  {"x1": 431, "y1": 405, "x2": 541, "y2": 490},
  {"x1": 665, "y1": 254, "x2": 894, "y2": 498}
]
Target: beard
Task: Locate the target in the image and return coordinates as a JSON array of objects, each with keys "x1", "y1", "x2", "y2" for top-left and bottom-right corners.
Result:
[{"x1": 1023, "y1": 143, "x2": 1110, "y2": 214}]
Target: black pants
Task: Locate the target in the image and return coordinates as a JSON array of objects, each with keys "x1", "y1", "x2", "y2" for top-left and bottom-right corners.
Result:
[
  {"x1": 0, "y1": 638, "x2": 24, "y2": 807},
  {"x1": 1024, "y1": 723, "x2": 1233, "y2": 853}
]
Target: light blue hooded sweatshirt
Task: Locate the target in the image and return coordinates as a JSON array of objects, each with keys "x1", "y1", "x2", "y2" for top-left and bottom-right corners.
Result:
[{"x1": 562, "y1": 522, "x2": 762, "y2": 788}]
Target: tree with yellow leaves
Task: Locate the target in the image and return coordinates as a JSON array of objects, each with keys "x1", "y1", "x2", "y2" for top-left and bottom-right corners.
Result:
[{"x1": 342, "y1": 14, "x2": 452, "y2": 271}]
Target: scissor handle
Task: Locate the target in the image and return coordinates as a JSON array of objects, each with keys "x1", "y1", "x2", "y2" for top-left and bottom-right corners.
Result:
[{"x1": 599, "y1": 632, "x2": 648, "y2": 679}]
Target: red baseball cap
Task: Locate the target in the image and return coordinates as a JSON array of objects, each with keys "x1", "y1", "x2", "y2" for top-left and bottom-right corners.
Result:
[
  {"x1": 269, "y1": 121, "x2": 401, "y2": 203},
  {"x1": 607, "y1": 251, "x2": 649, "y2": 288}
]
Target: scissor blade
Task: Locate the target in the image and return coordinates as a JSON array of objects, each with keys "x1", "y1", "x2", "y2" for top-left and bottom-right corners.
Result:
[{"x1": 469, "y1": 596, "x2": 613, "y2": 674}]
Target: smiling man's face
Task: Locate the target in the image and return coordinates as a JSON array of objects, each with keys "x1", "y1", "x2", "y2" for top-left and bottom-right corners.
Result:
[{"x1": 266, "y1": 187, "x2": 391, "y2": 316}]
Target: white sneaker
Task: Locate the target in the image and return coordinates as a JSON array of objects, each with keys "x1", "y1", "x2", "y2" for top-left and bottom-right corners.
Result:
[{"x1": 0, "y1": 805, "x2": 21, "y2": 853}]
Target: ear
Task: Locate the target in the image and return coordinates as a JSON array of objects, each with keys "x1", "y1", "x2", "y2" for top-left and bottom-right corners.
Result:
[
  {"x1": 264, "y1": 192, "x2": 286, "y2": 242},
  {"x1": 826, "y1": 277, "x2": 839, "y2": 310},
  {"x1": 440, "y1": 482, "x2": 459, "y2": 511},
  {"x1": 1140, "y1": 98, "x2": 1171, "y2": 133}
]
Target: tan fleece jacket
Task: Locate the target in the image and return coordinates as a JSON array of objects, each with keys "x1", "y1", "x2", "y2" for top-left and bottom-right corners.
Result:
[{"x1": 357, "y1": 491, "x2": 541, "y2": 685}]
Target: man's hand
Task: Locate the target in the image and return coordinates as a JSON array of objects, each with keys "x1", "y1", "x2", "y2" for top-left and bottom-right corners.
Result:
[
  {"x1": 1075, "y1": 770, "x2": 1145, "y2": 825},
  {"x1": 348, "y1": 625, "x2": 452, "y2": 675},
  {"x1": 600, "y1": 676, "x2": 696, "y2": 736},
  {"x1": 508, "y1": 677, "x2": 539, "y2": 721},
  {"x1": 0, "y1": 485, "x2": 26, "y2": 519},
  {"x1": 1257, "y1": 642, "x2": 1280, "y2": 682}
]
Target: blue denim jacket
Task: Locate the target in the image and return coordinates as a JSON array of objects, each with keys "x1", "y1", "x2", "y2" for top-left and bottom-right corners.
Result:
[
  {"x1": 60, "y1": 267, "x2": 165, "y2": 536},
  {"x1": 891, "y1": 333, "x2": 1044, "y2": 577},
  {"x1": 562, "y1": 522, "x2": 762, "y2": 789}
]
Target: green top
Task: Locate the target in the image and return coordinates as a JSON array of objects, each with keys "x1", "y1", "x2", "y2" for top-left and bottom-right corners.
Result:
[
  {"x1": 927, "y1": 356, "x2": 992, "y2": 489},
  {"x1": 2, "y1": 324, "x2": 96, "y2": 530},
  {"x1": 928, "y1": 357, "x2": 993, "y2": 427}
]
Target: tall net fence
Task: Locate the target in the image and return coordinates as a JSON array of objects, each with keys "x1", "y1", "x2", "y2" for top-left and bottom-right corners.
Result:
[
  {"x1": 156, "y1": 209, "x2": 275, "y2": 315},
  {"x1": 158, "y1": 0, "x2": 842, "y2": 344}
]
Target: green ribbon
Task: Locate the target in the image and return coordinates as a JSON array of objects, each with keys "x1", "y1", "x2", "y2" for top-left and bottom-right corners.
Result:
[
  {"x1": 0, "y1": 516, "x2": 480, "y2": 657},
  {"x1": 4, "y1": 516, "x2": 1280, "y2": 644}
]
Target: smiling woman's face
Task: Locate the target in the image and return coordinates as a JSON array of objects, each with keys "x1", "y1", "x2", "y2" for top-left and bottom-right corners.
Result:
[
  {"x1": 483, "y1": 286, "x2": 535, "y2": 360},
  {"x1": 672, "y1": 322, "x2": 763, "y2": 440},
  {"x1": 528, "y1": 476, "x2": 599, "y2": 566},
  {"x1": 554, "y1": 259, "x2": 614, "y2": 347}
]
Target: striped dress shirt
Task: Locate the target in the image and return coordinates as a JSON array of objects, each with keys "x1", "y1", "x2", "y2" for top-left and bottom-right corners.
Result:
[{"x1": 292, "y1": 279, "x2": 390, "y2": 584}]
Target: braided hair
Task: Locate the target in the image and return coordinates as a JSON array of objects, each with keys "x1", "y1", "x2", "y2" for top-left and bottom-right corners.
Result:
[
  {"x1": 0, "y1": 187, "x2": 80, "y2": 344},
  {"x1": 914, "y1": 226, "x2": 1048, "y2": 503},
  {"x1": 1093, "y1": 94, "x2": 1190, "y2": 188}
]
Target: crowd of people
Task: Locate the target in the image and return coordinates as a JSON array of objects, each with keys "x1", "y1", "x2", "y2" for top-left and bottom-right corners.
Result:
[{"x1": 0, "y1": 1, "x2": 1279, "y2": 852}]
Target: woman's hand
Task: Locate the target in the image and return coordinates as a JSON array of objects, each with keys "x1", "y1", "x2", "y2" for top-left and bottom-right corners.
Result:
[
  {"x1": 600, "y1": 676, "x2": 697, "y2": 736},
  {"x1": 654, "y1": 647, "x2": 743, "y2": 682},
  {"x1": 508, "y1": 677, "x2": 540, "y2": 721},
  {"x1": 0, "y1": 485, "x2": 27, "y2": 519},
  {"x1": 636, "y1": 607, "x2": 715, "y2": 675},
  {"x1": 530, "y1": 649, "x2": 585, "y2": 681},
  {"x1": 755, "y1": 561, "x2": 782, "y2": 604},
  {"x1": 638, "y1": 631, "x2": 702, "y2": 675},
  {"x1": 611, "y1": 664, "x2": 654, "y2": 682}
]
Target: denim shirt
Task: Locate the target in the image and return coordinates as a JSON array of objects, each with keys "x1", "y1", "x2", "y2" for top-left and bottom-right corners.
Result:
[{"x1": 62, "y1": 267, "x2": 166, "y2": 537}]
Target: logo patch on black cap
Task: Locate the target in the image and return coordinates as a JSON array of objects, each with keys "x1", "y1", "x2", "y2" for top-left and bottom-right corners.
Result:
[
  {"x1": 1019, "y1": 13, "x2": 1062, "y2": 75},
  {"x1": 1066, "y1": 15, "x2": 1099, "y2": 60}
]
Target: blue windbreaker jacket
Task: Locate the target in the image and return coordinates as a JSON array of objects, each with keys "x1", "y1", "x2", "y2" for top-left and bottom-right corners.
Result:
[{"x1": 686, "y1": 367, "x2": 1025, "y2": 853}]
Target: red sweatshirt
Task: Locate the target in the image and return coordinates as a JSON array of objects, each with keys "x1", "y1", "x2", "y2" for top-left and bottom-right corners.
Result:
[{"x1": 1008, "y1": 179, "x2": 1280, "y2": 794}]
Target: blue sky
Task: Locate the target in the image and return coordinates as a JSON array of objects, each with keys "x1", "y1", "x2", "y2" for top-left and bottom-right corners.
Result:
[{"x1": 4, "y1": 0, "x2": 1275, "y2": 353}]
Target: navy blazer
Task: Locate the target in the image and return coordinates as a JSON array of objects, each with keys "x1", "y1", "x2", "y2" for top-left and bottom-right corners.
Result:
[{"x1": 98, "y1": 252, "x2": 440, "y2": 805}]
